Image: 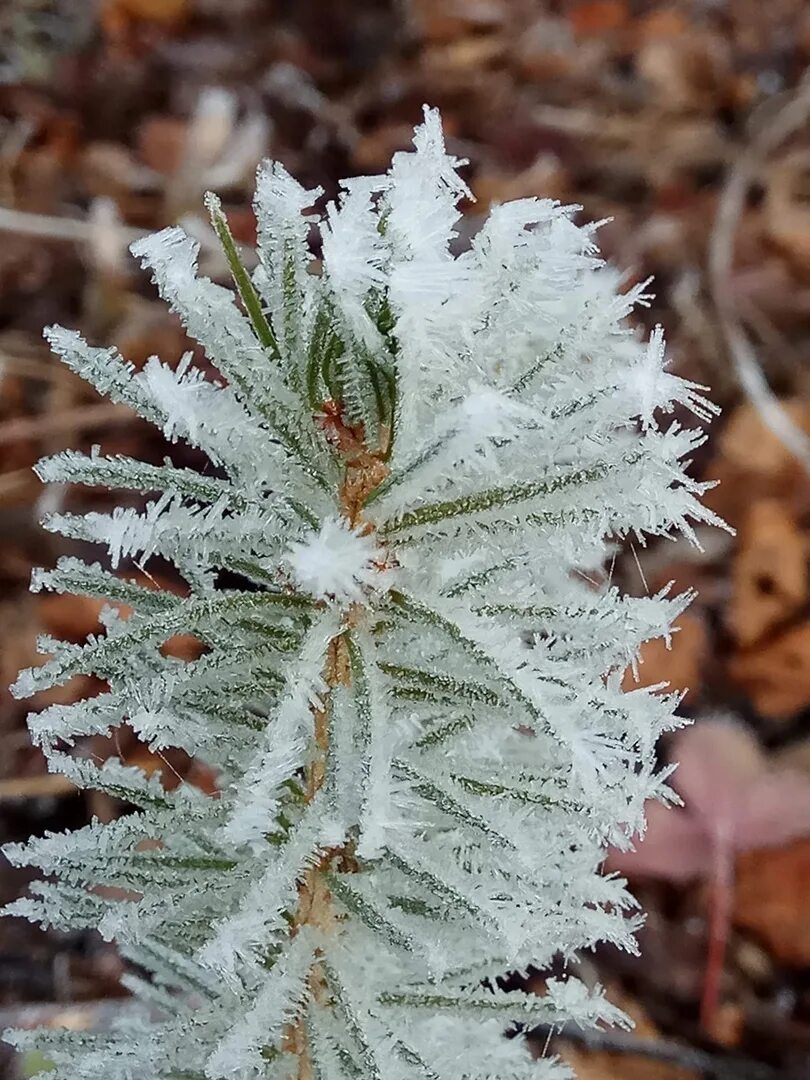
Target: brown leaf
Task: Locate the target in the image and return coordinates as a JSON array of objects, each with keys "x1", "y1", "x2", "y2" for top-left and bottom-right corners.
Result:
[
  {"x1": 473, "y1": 155, "x2": 567, "y2": 210},
  {"x1": 512, "y1": 17, "x2": 577, "y2": 82},
  {"x1": 568, "y1": 0, "x2": 628, "y2": 38},
  {"x1": 719, "y1": 401, "x2": 810, "y2": 479},
  {"x1": 160, "y1": 633, "x2": 206, "y2": 661},
  {"x1": 735, "y1": 839, "x2": 810, "y2": 967},
  {"x1": 728, "y1": 499, "x2": 807, "y2": 647},
  {"x1": 422, "y1": 36, "x2": 507, "y2": 75},
  {"x1": 29, "y1": 673, "x2": 102, "y2": 713},
  {"x1": 105, "y1": 0, "x2": 188, "y2": 24},
  {"x1": 636, "y1": 30, "x2": 731, "y2": 113},
  {"x1": 557, "y1": 995, "x2": 697, "y2": 1079},
  {"x1": 410, "y1": 0, "x2": 506, "y2": 43},
  {"x1": 351, "y1": 125, "x2": 417, "y2": 175},
  {"x1": 136, "y1": 116, "x2": 188, "y2": 176},
  {"x1": 559, "y1": 1045, "x2": 695, "y2": 1080},
  {"x1": 704, "y1": 1002, "x2": 745, "y2": 1050},
  {"x1": 633, "y1": 8, "x2": 689, "y2": 44},
  {"x1": 124, "y1": 744, "x2": 217, "y2": 795},
  {"x1": 703, "y1": 400, "x2": 810, "y2": 528},
  {"x1": 36, "y1": 593, "x2": 109, "y2": 643},
  {"x1": 728, "y1": 622, "x2": 810, "y2": 720},
  {"x1": 622, "y1": 611, "x2": 706, "y2": 703}
]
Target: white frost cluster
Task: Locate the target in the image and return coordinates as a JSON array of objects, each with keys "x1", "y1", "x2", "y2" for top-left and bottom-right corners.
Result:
[
  {"x1": 287, "y1": 517, "x2": 386, "y2": 602},
  {"x1": 3, "y1": 108, "x2": 722, "y2": 1080}
]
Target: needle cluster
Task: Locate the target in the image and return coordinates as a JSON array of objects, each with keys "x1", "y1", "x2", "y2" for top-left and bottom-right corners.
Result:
[{"x1": 3, "y1": 109, "x2": 720, "y2": 1080}]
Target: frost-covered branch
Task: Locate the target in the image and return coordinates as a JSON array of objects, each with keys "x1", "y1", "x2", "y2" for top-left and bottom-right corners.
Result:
[{"x1": 3, "y1": 107, "x2": 721, "y2": 1080}]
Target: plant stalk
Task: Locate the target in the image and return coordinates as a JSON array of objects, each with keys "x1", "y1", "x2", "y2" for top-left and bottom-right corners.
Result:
[{"x1": 285, "y1": 409, "x2": 389, "y2": 1078}]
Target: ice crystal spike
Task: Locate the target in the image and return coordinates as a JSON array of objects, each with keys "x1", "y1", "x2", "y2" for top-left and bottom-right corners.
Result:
[{"x1": 4, "y1": 106, "x2": 723, "y2": 1080}]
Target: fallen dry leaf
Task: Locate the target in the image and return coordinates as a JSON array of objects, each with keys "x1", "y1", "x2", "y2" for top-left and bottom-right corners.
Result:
[
  {"x1": 423, "y1": 35, "x2": 507, "y2": 74},
  {"x1": 36, "y1": 592, "x2": 109, "y2": 643},
  {"x1": 160, "y1": 633, "x2": 207, "y2": 661},
  {"x1": 557, "y1": 994, "x2": 697, "y2": 1080},
  {"x1": 28, "y1": 673, "x2": 102, "y2": 713},
  {"x1": 735, "y1": 839, "x2": 810, "y2": 967},
  {"x1": 0, "y1": 773, "x2": 77, "y2": 803},
  {"x1": 473, "y1": 155, "x2": 567, "y2": 210},
  {"x1": 568, "y1": 0, "x2": 629, "y2": 38},
  {"x1": 728, "y1": 622, "x2": 810, "y2": 720},
  {"x1": 352, "y1": 125, "x2": 422, "y2": 174},
  {"x1": 559, "y1": 1044, "x2": 695, "y2": 1080},
  {"x1": 136, "y1": 116, "x2": 189, "y2": 176},
  {"x1": 409, "y1": 0, "x2": 507, "y2": 43},
  {"x1": 622, "y1": 611, "x2": 706, "y2": 703},
  {"x1": 719, "y1": 401, "x2": 810, "y2": 475},
  {"x1": 703, "y1": 400, "x2": 810, "y2": 527},
  {"x1": 636, "y1": 29, "x2": 731, "y2": 113},
  {"x1": 633, "y1": 7, "x2": 689, "y2": 44},
  {"x1": 703, "y1": 1001, "x2": 746, "y2": 1050},
  {"x1": 123, "y1": 744, "x2": 218, "y2": 796},
  {"x1": 728, "y1": 499, "x2": 807, "y2": 647},
  {"x1": 104, "y1": 0, "x2": 188, "y2": 25},
  {"x1": 512, "y1": 17, "x2": 578, "y2": 82}
]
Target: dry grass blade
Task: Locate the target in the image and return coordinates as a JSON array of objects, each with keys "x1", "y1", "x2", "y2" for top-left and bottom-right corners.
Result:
[
  {"x1": 0, "y1": 402, "x2": 134, "y2": 449},
  {"x1": 0, "y1": 468, "x2": 37, "y2": 501},
  {"x1": 709, "y1": 73, "x2": 810, "y2": 471},
  {"x1": 546, "y1": 1026, "x2": 780, "y2": 1080},
  {"x1": 0, "y1": 205, "x2": 148, "y2": 246},
  {"x1": 0, "y1": 773, "x2": 77, "y2": 802}
]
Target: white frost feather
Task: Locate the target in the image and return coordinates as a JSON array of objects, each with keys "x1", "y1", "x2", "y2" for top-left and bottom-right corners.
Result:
[
  {"x1": 11, "y1": 107, "x2": 723, "y2": 1080},
  {"x1": 287, "y1": 516, "x2": 388, "y2": 602}
]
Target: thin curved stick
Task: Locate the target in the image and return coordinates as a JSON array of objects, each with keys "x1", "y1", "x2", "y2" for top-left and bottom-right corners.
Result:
[
  {"x1": 708, "y1": 73, "x2": 810, "y2": 470},
  {"x1": 0, "y1": 205, "x2": 147, "y2": 246},
  {"x1": 0, "y1": 401, "x2": 133, "y2": 449},
  {"x1": 540, "y1": 1024, "x2": 779, "y2": 1080}
]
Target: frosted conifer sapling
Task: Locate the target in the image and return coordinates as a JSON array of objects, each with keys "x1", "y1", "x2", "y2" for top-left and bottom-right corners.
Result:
[{"x1": 3, "y1": 109, "x2": 722, "y2": 1080}]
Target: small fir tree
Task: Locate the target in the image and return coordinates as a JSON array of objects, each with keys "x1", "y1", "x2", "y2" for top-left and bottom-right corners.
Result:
[{"x1": 3, "y1": 109, "x2": 721, "y2": 1080}]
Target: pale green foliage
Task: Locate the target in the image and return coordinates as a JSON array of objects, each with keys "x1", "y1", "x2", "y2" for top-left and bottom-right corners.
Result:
[{"x1": 3, "y1": 109, "x2": 721, "y2": 1080}]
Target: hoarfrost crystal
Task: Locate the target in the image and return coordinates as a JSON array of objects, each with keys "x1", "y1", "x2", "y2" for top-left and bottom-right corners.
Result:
[
  {"x1": 3, "y1": 108, "x2": 722, "y2": 1080},
  {"x1": 287, "y1": 517, "x2": 386, "y2": 602}
]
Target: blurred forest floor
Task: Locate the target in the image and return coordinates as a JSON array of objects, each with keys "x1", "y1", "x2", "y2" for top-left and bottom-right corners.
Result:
[{"x1": 2, "y1": 1, "x2": 810, "y2": 1077}]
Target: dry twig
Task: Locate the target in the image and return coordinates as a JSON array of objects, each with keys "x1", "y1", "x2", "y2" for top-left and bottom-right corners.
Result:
[
  {"x1": 0, "y1": 401, "x2": 134, "y2": 449},
  {"x1": 0, "y1": 773, "x2": 76, "y2": 802},
  {"x1": 709, "y1": 73, "x2": 810, "y2": 470},
  {"x1": 541, "y1": 1025, "x2": 781, "y2": 1080}
]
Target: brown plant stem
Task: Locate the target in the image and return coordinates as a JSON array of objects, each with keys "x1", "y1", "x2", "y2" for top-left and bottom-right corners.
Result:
[
  {"x1": 284, "y1": 635, "x2": 346, "y2": 1080},
  {"x1": 700, "y1": 837, "x2": 735, "y2": 1035},
  {"x1": 284, "y1": 407, "x2": 390, "y2": 1079}
]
